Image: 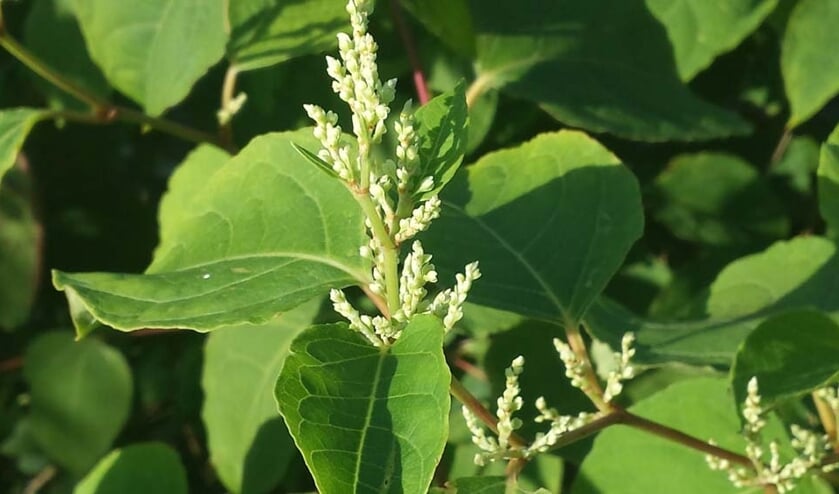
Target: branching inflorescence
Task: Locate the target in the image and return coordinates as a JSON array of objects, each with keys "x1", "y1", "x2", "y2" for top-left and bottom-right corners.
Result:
[
  {"x1": 463, "y1": 332, "x2": 637, "y2": 465},
  {"x1": 304, "y1": 0, "x2": 479, "y2": 347},
  {"x1": 706, "y1": 378, "x2": 839, "y2": 493}
]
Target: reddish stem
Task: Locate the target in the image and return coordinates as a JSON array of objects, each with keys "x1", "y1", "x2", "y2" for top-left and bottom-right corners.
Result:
[{"x1": 390, "y1": 0, "x2": 431, "y2": 105}]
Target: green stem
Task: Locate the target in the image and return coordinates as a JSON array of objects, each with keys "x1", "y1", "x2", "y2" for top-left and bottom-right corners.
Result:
[
  {"x1": 0, "y1": 29, "x2": 106, "y2": 109},
  {"x1": 219, "y1": 64, "x2": 239, "y2": 148},
  {"x1": 0, "y1": 13, "x2": 230, "y2": 151},
  {"x1": 355, "y1": 192, "x2": 400, "y2": 315},
  {"x1": 565, "y1": 320, "x2": 611, "y2": 412}
]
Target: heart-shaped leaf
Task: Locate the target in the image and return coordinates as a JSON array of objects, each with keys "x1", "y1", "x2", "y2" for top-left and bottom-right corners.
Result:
[{"x1": 276, "y1": 315, "x2": 450, "y2": 494}]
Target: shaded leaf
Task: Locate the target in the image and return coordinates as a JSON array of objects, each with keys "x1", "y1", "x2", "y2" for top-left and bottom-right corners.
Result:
[
  {"x1": 228, "y1": 0, "x2": 348, "y2": 72},
  {"x1": 652, "y1": 152, "x2": 788, "y2": 245},
  {"x1": 707, "y1": 236, "x2": 838, "y2": 318},
  {"x1": 781, "y1": 0, "x2": 839, "y2": 126},
  {"x1": 276, "y1": 316, "x2": 450, "y2": 494},
  {"x1": 23, "y1": 0, "x2": 110, "y2": 110},
  {"x1": 587, "y1": 236, "x2": 839, "y2": 367},
  {"x1": 52, "y1": 130, "x2": 368, "y2": 336},
  {"x1": 402, "y1": 0, "x2": 476, "y2": 57},
  {"x1": 24, "y1": 332, "x2": 132, "y2": 475},
  {"x1": 731, "y1": 310, "x2": 839, "y2": 407},
  {"x1": 74, "y1": 443, "x2": 187, "y2": 494},
  {"x1": 818, "y1": 124, "x2": 839, "y2": 235},
  {"x1": 0, "y1": 168, "x2": 41, "y2": 330},
  {"x1": 585, "y1": 297, "x2": 753, "y2": 367},
  {"x1": 0, "y1": 109, "x2": 46, "y2": 182},
  {"x1": 646, "y1": 0, "x2": 778, "y2": 80},
  {"x1": 202, "y1": 298, "x2": 321, "y2": 494},
  {"x1": 423, "y1": 130, "x2": 643, "y2": 325},
  {"x1": 414, "y1": 81, "x2": 469, "y2": 200},
  {"x1": 469, "y1": 0, "x2": 751, "y2": 141},
  {"x1": 71, "y1": 0, "x2": 227, "y2": 115}
]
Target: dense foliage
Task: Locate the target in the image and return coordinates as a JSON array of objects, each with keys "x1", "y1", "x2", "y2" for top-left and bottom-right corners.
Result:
[{"x1": 1, "y1": 0, "x2": 839, "y2": 493}]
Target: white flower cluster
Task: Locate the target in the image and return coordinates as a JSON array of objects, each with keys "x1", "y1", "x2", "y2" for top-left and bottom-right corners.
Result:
[
  {"x1": 603, "y1": 333, "x2": 636, "y2": 403},
  {"x1": 462, "y1": 354, "x2": 607, "y2": 465},
  {"x1": 463, "y1": 356, "x2": 525, "y2": 466},
  {"x1": 706, "y1": 377, "x2": 837, "y2": 493},
  {"x1": 304, "y1": 0, "x2": 479, "y2": 346},
  {"x1": 526, "y1": 398, "x2": 598, "y2": 456},
  {"x1": 428, "y1": 261, "x2": 481, "y2": 331}
]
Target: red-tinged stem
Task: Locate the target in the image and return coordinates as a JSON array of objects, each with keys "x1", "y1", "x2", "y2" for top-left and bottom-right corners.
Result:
[{"x1": 390, "y1": 0, "x2": 430, "y2": 105}]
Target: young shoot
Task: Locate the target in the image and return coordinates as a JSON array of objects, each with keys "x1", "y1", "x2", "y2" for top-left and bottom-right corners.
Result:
[{"x1": 303, "y1": 0, "x2": 478, "y2": 346}]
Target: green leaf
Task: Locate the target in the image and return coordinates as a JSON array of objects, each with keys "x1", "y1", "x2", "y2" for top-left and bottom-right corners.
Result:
[
  {"x1": 228, "y1": 0, "x2": 348, "y2": 72},
  {"x1": 71, "y1": 0, "x2": 227, "y2": 115},
  {"x1": 731, "y1": 310, "x2": 839, "y2": 407},
  {"x1": 652, "y1": 152, "x2": 788, "y2": 245},
  {"x1": 73, "y1": 443, "x2": 187, "y2": 494},
  {"x1": 470, "y1": 0, "x2": 751, "y2": 141},
  {"x1": 0, "y1": 168, "x2": 40, "y2": 330},
  {"x1": 781, "y1": 0, "x2": 839, "y2": 126},
  {"x1": 645, "y1": 0, "x2": 778, "y2": 80},
  {"x1": 276, "y1": 315, "x2": 450, "y2": 494},
  {"x1": 818, "y1": 124, "x2": 839, "y2": 234},
  {"x1": 154, "y1": 144, "x2": 230, "y2": 251},
  {"x1": 202, "y1": 298, "x2": 321, "y2": 494},
  {"x1": 570, "y1": 377, "x2": 819, "y2": 494},
  {"x1": 587, "y1": 236, "x2": 839, "y2": 367},
  {"x1": 52, "y1": 130, "x2": 369, "y2": 336},
  {"x1": 23, "y1": 0, "x2": 110, "y2": 111},
  {"x1": 707, "y1": 236, "x2": 838, "y2": 318},
  {"x1": 447, "y1": 476, "x2": 506, "y2": 494},
  {"x1": 423, "y1": 130, "x2": 643, "y2": 325},
  {"x1": 24, "y1": 332, "x2": 132, "y2": 475},
  {"x1": 0, "y1": 109, "x2": 46, "y2": 182},
  {"x1": 585, "y1": 297, "x2": 754, "y2": 367},
  {"x1": 291, "y1": 141, "x2": 340, "y2": 179},
  {"x1": 414, "y1": 81, "x2": 469, "y2": 200},
  {"x1": 402, "y1": 0, "x2": 476, "y2": 58}
]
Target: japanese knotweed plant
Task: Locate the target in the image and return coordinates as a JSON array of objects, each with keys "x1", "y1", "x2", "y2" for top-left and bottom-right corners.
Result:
[{"x1": 30, "y1": 0, "x2": 839, "y2": 493}]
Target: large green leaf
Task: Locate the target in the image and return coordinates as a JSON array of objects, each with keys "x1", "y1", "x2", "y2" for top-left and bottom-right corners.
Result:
[
  {"x1": 23, "y1": 0, "x2": 110, "y2": 110},
  {"x1": 24, "y1": 332, "x2": 132, "y2": 475},
  {"x1": 469, "y1": 0, "x2": 751, "y2": 141},
  {"x1": 414, "y1": 81, "x2": 469, "y2": 200},
  {"x1": 0, "y1": 168, "x2": 40, "y2": 330},
  {"x1": 71, "y1": 0, "x2": 227, "y2": 115},
  {"x1": 587, "y1": 236, "x2": 839, "y2": 367},
  {"x1": 731, "y1": 310, "x2": 839, "y2": 407},
  {"x1": 707, "y1": 236, "x2": 838, "y2": 318},
  {"x1": 276, "y1": 315, "x2": 450, "y2": 494},
  {"x1": 0, "y1": 109, "x2": 46, "y2": 182},
  {"x1": 202, "y1": 298, "x2": 321, "y2": 494},
  {"x1": 585, "y1": 297, "x2": 754, "y2": 367},
  {"x1": 818, "y1": 124, "x2": 839, "y2": 234},
  {"x1": 74, "y1": 443, "x2": 187, "y2": 494},
  {"x1": 52, "y1": 130, "x2": 369, "y2": 336},
  {"x1": 227, "y1": 0, "x2": 348, "y2": 72},
  {"x1": 423, "y1": 130, "x2": 643, "y2": 325},
  {"x1": 652, "y1": 152, "x2": 788, "y2": 245},
  {"x1": 781, "y1": 0, "x2": 839, "y2": 126},
  {"x1": 571, "y1": 378, "x2": 831, "y2": 494},
  {"x1": 645, "y1": 0, "x2": 778, "y2": 81},
  {"x1": 155, "y1": 144, "x2": 230, "y2": 251}
]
